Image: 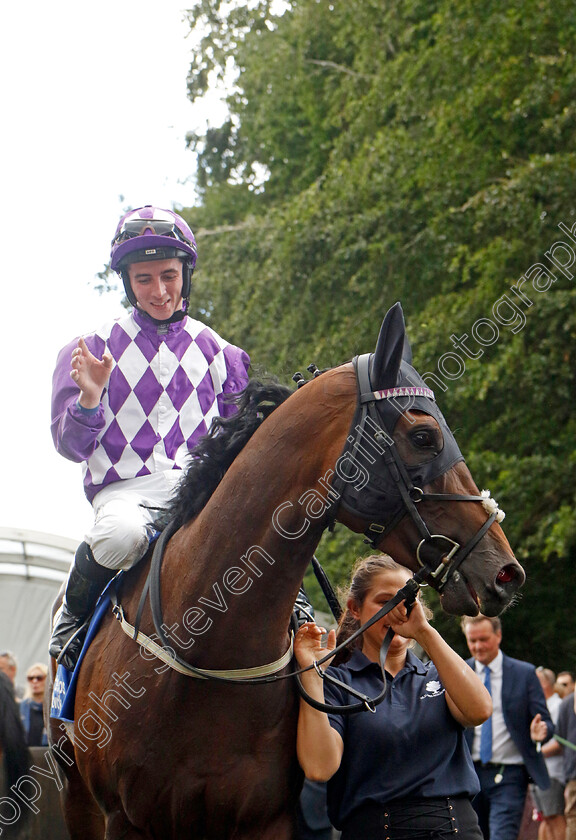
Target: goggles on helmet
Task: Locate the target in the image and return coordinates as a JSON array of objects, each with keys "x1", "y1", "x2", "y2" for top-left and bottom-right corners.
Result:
[{"x1": 112, "y1": 219, "x2": 193, "y2": 246}]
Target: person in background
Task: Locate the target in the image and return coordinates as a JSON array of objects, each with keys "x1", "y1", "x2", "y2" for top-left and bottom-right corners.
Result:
[
  {"x1": 295, "y1": 553, "x2": 491, "y2": 840},
  {"x1": 545, "y1": 687, "x2": 576, "y2": 840},
  {"x1": 0, "y1": 671, "x2": 31, "y2": 820},
  {"x1": 0, "y1": 650, "x2": 24, "y2": 699},
  {"x1": 49, "y1": 206, "x2": 251, "y2": 669},
  {"x1": 19, "y1": 663, "x2": 48, "y2": 747},
  {"x1": 557, "y1": 673, "x2": 576, "y2": 700},
  {"x1": 532, "y1": 667, "x2": 566, "y2": 840},
  {"x1": 461, "y1": 616, "x2": 554, "y2": 840}
]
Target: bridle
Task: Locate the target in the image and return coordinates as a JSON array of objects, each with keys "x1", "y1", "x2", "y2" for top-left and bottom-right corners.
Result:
[{"x1": 328, "y1": 353, "x2": 504, "y2": 593}]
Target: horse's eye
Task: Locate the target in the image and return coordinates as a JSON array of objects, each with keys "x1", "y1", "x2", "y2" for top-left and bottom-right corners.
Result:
[{"x1": 410, "y1": 429, "x2": 437, "y2": 449}]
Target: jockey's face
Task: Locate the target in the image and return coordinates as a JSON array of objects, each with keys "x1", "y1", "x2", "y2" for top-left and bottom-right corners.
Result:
[{"x1": 127, "y1": 258, "x2": 184, "y2": 321}]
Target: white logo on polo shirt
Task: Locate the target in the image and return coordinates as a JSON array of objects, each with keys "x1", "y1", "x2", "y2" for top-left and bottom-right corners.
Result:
[{"x1": 420, "y1": 680, "x2": 445, "y2": 699}]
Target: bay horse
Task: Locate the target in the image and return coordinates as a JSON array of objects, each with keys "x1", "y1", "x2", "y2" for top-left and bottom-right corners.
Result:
[{"x1": 49, "y1": 303, "x2": 525, "y2": 840}]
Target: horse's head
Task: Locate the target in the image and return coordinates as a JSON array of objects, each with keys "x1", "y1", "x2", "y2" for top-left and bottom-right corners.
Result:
[{"x1": 331, "y1": 303, "x2": 525, "y2": 617}]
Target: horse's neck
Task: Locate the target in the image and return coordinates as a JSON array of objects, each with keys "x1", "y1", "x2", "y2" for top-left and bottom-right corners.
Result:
[
  {"x1": 162, "y1": 384, "x2": 353, "y2": 664},
  {"x1": 172, "y1": 479, "x2": 324, "y2": 643}
]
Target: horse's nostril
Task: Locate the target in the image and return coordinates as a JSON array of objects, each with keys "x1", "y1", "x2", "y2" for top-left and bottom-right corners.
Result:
[{"x1": 496, "y1": 565, "x2": 517, "y2": 584}]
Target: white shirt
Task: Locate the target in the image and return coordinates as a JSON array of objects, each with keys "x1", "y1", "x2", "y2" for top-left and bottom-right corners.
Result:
[{"x1": 471, "y1": 650, "x2": 523, "y2": 765}]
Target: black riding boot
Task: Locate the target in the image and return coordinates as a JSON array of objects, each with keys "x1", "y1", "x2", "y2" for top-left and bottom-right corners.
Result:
[
  {"x1": 49, "y1": 542, "x2": 115, "y2": 671},
  {"x1": 293, "y1": 586, "x2": 315, "y2": 627}
]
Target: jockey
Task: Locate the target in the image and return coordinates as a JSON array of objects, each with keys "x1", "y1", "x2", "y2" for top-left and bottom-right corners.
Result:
[{"x1": 49, "y1": 206, "x2": 251, "y2": 669}]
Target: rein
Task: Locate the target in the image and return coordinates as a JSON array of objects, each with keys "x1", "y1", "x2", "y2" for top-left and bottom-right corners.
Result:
[
  {"x1": 111, "y1": 532, "x2": 423, "y2": 712},
  {"x1": 110, "y1": 521, "x2": 426, "y2": 714},
  {"x1": 330, "y1": 353, "x2": 503, "y2": 590},
  {"x1": 112, "y1": 522, "x2": 299, "y2": 686},
  {"x1": 293, "y1": 575, "x2": 423, "y2": 714}
]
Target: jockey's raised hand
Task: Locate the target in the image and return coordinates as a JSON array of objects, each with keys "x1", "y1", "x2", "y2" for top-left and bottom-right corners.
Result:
[{"x1": 71, "y1": 337, "x2": 113, "y2": 409}]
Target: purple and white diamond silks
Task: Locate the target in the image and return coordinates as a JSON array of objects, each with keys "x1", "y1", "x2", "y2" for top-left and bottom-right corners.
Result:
[{"x1": 51, "y1": 309, "x2": 250, "y2": 502}]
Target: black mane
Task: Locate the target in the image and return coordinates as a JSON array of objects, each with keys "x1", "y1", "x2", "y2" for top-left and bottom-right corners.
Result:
[{"x1": 166, "y1": 380, "x2": 293, "y2": 529}]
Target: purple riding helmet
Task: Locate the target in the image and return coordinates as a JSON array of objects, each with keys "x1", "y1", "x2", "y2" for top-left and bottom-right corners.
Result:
[{"x1": 110, "y1": 205, "x2": 198, "y2": 307}]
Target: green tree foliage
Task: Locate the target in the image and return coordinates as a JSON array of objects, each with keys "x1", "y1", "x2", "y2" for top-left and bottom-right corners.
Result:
[{"x1": 181, "y1": 0, "x2": 576, "y2": 667}]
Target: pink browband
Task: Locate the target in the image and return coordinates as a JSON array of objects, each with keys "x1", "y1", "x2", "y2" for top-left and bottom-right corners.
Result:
[{"x1": 371, "y1": 386, "x2": 435, "y2": 401}]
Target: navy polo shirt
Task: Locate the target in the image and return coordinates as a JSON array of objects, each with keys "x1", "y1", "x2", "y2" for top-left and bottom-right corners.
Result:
[{"x1": 324, "y1": 648, "x2": 480, "y2": 829}]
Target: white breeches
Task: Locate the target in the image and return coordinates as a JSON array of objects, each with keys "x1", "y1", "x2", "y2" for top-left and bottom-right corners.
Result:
[{"x1": 86, "y1": 471, "x2": 183, "y2": 570}]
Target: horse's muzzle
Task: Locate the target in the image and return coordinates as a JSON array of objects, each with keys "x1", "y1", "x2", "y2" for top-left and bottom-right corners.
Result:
[{"x1": 438, "y1": 558, "x2": 525, "y2": 617}]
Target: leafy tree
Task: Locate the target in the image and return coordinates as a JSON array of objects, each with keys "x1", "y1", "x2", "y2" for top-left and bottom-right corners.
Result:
[{"x1": 178, "y1": 0, "x2": 576, "y2": 668}]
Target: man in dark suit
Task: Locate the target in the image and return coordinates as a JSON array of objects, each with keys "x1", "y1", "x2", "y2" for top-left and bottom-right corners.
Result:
[{"x1": 461, "y1": 615, "x2": 554, "y2": 840}]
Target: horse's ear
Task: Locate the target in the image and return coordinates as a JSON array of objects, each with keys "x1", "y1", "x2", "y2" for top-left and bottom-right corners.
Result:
[
  {"x1": 402, "y1": 335, "x2": 413, "y2": 365},
  {"x1": 371, "y1": 302, "x2": 407, "y2": 388}
]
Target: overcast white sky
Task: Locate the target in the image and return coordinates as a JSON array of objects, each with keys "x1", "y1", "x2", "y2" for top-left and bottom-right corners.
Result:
[{"x1": 0, "y1": 2, "x2": 227, "y2": 543}]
